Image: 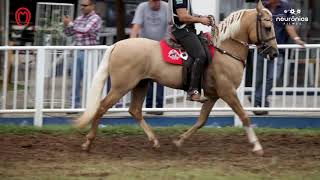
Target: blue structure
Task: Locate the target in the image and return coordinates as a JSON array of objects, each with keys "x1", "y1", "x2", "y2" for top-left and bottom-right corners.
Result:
[{"x1": 1, "y1": 116, "x2": 320, "y2": 128}]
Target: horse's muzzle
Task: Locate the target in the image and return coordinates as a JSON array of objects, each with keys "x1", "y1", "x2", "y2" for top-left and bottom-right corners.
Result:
[
  {"x1": 268, "y1": 48, "x2": 279, "y2": 61},
  {"x1": 259, "y1": 45, "x2": 278, "y2": 60}
]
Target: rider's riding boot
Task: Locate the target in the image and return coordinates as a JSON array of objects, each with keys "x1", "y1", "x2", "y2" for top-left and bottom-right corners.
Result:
[
  {"x1": 187, "y1": 89, "x2": 208, "y2": 103},
  {"x1": 186, "y1": 58, "x2": 208, "y2": 103}
]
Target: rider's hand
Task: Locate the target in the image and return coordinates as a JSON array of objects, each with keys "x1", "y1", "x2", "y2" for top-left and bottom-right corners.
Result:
[
  {"x1": 199, "y1": 16, "x2": 211, "y2": 26},
  {"x1": 63, "y1": 16, "x2": 71, "y2": 26}
]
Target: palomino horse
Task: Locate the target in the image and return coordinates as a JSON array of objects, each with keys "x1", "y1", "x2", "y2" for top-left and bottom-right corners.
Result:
[{"x1": 74, "y1": 1, "x2": 278, "y2": 155}]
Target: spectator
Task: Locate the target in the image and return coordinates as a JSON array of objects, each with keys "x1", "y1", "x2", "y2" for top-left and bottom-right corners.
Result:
[
  {"x1": 130, "y1": 0, "x2": 168, "y2": 115},
  {"x1": 251, "y1": 0, "x2": 305, "y2": 115},
  {"x1": 63, "y1": 0, "x2": 102, "y2": 108}
]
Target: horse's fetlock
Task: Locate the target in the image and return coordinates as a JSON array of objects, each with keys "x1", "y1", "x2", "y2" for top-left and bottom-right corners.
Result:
[
  {"x1": 179, "y1": 135, "x2": 186, "y2": 141},
  {"x1": 148, "y1": 135, "x2": 158, "y2": 143},
  {"x1": 86, "y1": 133, "x2": 96, "y2": 141},
  {"x1": 195, "y1": 123, "x2": 204, "y2": 129}
]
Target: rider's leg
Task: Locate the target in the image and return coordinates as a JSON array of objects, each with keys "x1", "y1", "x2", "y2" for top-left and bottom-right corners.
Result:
[
  {"x1": 173, "y1": 30, "x2": 208, "y2": 103},
  {"x1": 188, "y1": 57, "x2": 207, "y2": 102}
]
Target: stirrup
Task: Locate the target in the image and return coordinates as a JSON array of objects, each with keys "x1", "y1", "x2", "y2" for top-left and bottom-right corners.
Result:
[{"x1": 187, "y1": 90, "x2": 208, "y2": 103}]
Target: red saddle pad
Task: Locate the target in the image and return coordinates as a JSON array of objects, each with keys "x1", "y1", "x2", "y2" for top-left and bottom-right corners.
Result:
[{"x1": 160, "y1": 39, "x2": 215, "y2": 65}]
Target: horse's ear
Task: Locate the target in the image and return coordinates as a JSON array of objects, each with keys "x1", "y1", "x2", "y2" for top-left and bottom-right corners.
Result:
[{"x1": 256, "y1": 0, "x2": 264, "y2": 12}]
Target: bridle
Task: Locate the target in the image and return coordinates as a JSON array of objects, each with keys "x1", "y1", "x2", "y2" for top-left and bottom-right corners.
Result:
[
  {"x1": 256, "y1": 12, "x2": 276, "y2": 55},
  {"x1": 209, "y1": 12, "x2": 276, "y2": 67}
]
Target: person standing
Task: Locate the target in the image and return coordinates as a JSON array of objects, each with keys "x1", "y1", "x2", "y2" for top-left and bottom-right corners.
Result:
[
  {"x1": 130, "y1": 0, "x2": 168, "y2": 115},
  {"x1": 63, "y1": 0, "x2": 102, "y2": 108},
  {"x1": 251, "y1": 0, "x2": 305, "y2": 115},
  {"x1": 168, "y1": 0, "x2": 211, "y2": 103}
]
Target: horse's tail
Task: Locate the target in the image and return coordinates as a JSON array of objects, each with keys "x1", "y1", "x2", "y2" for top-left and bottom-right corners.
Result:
[{"x1": 73, "y1": 45, "x2": 115, "y2": 128}]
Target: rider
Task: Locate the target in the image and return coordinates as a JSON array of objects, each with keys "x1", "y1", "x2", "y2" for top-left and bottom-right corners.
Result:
[{"x1": 168, "y1": 0, "x2": 211, "y2": 103}]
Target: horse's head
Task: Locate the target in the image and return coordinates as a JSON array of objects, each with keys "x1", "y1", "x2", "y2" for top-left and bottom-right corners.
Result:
[{"x1": 249, "y1": 0, "x2": 279, "y2": 60}]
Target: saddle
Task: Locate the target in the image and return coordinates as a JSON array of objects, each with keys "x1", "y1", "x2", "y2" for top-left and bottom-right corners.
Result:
[{"x1": 160, "y1": 32, "x2": 215, "y2": 91}]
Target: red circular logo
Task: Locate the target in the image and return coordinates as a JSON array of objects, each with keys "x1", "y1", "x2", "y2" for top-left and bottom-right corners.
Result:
[{"x1": 15, "y1": 7, "x2": 32, "y2": 26}]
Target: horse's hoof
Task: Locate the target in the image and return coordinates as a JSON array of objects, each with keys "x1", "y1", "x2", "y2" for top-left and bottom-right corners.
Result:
[
  {"x1": 81, "y1": 143, "x2": 90, "y2": 152},
  {"x1": 173, "y1": 139, "x2": 182, "y2": 147},
  {"x1": 153, "y1": 139, "x2": 160, "y2": 149},
  {"x1": 253, "y1": 149, "x2": 264, "y2": 156}
]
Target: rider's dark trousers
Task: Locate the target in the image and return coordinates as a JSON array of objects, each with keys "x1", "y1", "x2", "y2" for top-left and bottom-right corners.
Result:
[{"x1": 172, "y1": 28, "x2": 207, "y2": 91}]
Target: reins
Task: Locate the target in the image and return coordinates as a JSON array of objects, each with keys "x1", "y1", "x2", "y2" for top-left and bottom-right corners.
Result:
[
  {"x1": 209, "y1": 11, "x2": 276, "y2": 68},
  {"x1": 214, "y1": 46, "x2": 246, "y2": 67},
  {"x1": 256, "y1": 13, "x2": 276, "y2": 55}
]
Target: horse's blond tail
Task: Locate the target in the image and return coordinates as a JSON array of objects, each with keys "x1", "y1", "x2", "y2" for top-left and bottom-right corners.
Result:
[{"x1": 73, "y1": 45, "x2": 115, "y2": 128}]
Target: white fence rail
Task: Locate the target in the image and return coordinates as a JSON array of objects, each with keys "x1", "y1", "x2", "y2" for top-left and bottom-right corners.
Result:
[{"x1": 0, "y1": 45, "x2": 319, "y2": 126}]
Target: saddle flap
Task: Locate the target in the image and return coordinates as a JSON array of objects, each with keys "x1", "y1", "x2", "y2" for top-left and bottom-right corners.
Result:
[
  {"x1": 160, "y1": 40, "x2": 185, "y2": 65},
  {"x1": 160, "y1": 38, "x2": 215, "y2": 66}
]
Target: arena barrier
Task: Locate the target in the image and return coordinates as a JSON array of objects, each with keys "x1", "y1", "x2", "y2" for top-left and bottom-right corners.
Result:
[{"x1": 0, "y1": 44, "x2": 319, "y2": 126}]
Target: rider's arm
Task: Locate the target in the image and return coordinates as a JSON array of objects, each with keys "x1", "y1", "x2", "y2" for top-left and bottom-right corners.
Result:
[{"x1": 176, "y1": 8, "x2": 210, "y2": 25}]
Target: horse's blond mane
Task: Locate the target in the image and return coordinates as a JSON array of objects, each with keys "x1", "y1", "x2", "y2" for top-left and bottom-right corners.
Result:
[{"x1": 213, "y1": 9, "x2": 248, "y2": 46}]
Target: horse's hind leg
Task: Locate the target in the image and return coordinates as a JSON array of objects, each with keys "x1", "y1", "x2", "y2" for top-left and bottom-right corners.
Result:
[
  {"x1": 173, "y1": 98, "x2": 218, "y2": 147},
  {"x1": 221, "y1": 92, "x2": 263, "y2": 155},
  {"x1": 82, "y1": 89, "x2": 125, "y2": 151},
  {"x1": 129, "y1": 81, "x2": 159, "y2": 148}
]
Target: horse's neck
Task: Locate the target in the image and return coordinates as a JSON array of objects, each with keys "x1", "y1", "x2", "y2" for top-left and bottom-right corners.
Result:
[
  {"x1": 219, "y1": 31, "x2": 249, "y2": 64},
  {"x1": 216, "y1": 9, "x2": 256, "y2": 43},
  {"x1": 215, "y1": 10, "x2": 255, "y2": 64},
  {"x1": 218, "y1": 38, "x2": 249, "y2": 64}
]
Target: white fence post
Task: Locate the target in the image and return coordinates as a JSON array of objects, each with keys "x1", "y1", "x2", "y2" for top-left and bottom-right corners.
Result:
[
  {"x1": 2, "y1": 50, "x2": 9, "y2": 109},
  {"x1": 34, "y1": 48, "x2": 46, "y2": 127}
]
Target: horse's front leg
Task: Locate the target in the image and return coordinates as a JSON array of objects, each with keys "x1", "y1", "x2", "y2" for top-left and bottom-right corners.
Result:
[
  {"x1": 221, "y1": 92, "x2": 263, "y2": 155},
  {"x1": 173, "y1": 98, "x2": 218, "y2": 147}
]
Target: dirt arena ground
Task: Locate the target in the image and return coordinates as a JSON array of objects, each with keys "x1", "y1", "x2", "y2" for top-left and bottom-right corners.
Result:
[{"x1": 0, "y1": 131, "x2": 320, "y2": 179}]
